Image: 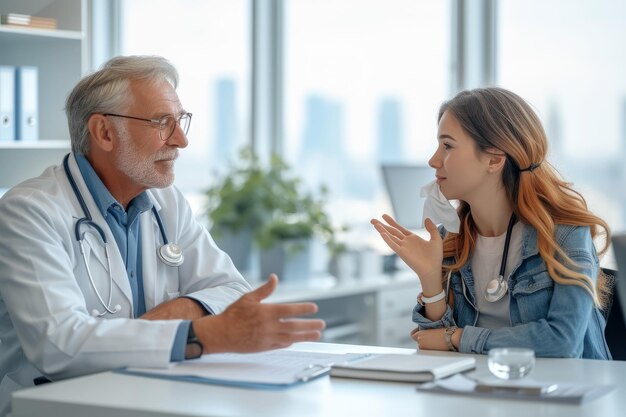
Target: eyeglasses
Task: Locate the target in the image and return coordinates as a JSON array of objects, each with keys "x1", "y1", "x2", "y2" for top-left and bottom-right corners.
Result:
[{"x1": 103, "y1": 112, "x2": 192, "y2": 141}]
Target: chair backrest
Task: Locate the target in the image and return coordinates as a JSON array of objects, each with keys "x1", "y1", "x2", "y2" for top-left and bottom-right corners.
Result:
[
  {"x1": 601, "y1": 267, "x2": 626, "y2": 361},
  {"x1": 612, "y1": 233, "x2": 626, "y2": 322}
]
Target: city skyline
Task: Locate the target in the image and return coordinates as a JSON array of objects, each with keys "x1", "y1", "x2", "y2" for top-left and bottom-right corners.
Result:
[{"x1": 211, "y1": 77, "x2": 626, "y2": 229}]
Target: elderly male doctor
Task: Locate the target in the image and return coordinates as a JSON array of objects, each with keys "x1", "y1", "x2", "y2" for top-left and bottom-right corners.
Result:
[{"x1": 0, "y1": 55, "x2": 324, "y2": 415}]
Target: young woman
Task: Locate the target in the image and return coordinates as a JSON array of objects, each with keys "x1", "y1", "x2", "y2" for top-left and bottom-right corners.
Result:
[{"x1": 372, "y1": 87, "x2": 611, "y2": 359}]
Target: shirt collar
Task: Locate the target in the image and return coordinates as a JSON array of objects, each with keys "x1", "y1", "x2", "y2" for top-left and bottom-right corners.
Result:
[{"x1": 74, "y1": 153, "x2": 152, "y2": 219}]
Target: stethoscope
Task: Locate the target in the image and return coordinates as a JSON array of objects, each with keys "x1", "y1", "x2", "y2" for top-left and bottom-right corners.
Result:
[
  {"x1": 484, "y1": 213, "x2": 516, "y2": 302},
  {"x1": 63, "y1": 154, "x2": 184, "y2": 317}
]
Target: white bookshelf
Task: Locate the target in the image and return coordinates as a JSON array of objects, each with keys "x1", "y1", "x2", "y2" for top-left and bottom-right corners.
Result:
[
  {"x1": 0, "y1": 0, "x2": 87, "y2": 188},
  {"x1": 0, "y1": 25, "x2": 84, "y2": 40}
]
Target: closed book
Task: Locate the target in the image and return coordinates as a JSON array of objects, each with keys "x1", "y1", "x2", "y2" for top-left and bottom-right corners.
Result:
[
  {"x1": 1, "y1": 14, "x2": 56, "y2": 24},
  {"x1": 0, "y1": 22, "x2": 57, "y2": 30},
  {"x1": 0, "y1": 65, "x2": 15, "y2": 141},
  {"x1": 15, "y1": 66, "x2": 38, "y2": 141},
  {"x1": 1, "y1": 14, "x2": 57, "y2": 29},
  {"x1": 1, "y1": 13, "x2": 31, "y2": 22},
  {"x1": 330, "y1": 353, "x2": 476, "y2": 382}
]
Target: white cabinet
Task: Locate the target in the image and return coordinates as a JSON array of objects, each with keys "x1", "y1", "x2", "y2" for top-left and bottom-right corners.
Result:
[
  {"x1": 375, "y1": 285, "x2": 419, "y2": 348},
  {"x1": 0, "y1": 0, "x2": 87, "y2": 188}
]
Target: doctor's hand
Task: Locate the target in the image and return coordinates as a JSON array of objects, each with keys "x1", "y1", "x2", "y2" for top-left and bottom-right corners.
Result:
[
  {"x1": 192, "y1": 274, "x2": 326, "y2": 354},
  {"x1": 371, "y1": 215, "x2": 443, "y2": 294}
]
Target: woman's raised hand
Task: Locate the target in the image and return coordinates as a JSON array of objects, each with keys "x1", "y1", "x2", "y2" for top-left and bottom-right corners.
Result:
[{"x1": 371, "y1": 215, "x2": 443, "y2": 290}]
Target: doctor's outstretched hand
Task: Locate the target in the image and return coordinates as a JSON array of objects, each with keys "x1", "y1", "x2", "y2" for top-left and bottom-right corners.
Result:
[
  {"x1": 192, "y1": 274, "x2": 325, "y2": 354},
  {"x1": 371, "y1": 215, "x2": 443, "y2": 294}
]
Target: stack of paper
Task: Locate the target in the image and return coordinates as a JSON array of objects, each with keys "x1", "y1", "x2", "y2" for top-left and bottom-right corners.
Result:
[{"x1": 122, "y1": 350, "x2": 368, "y2": 389}]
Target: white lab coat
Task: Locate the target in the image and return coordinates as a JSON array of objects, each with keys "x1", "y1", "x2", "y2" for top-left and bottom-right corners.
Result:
[{"x1": 0, "y1": 153, "x2": 251, "y2": 415}]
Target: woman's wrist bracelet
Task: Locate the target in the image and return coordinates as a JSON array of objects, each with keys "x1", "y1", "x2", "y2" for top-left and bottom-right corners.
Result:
[{"x1": 417, "y1": 289, "x2": 446, "y2": 306}]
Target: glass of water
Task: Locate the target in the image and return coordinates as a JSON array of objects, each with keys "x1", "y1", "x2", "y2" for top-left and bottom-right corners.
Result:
[{"x1": 488, "y1": 348, "x2": 535, "y2": 379}]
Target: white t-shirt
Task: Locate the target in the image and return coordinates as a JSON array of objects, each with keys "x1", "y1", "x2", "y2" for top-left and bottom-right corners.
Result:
[{"x1": 472, "y1": 221, "x2": 524, "y2": 329}]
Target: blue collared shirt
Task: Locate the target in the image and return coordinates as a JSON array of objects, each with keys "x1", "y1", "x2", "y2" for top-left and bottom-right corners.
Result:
[
  {"x1": 75, "y1": 154, "x2": 189, "y2": 361},
  {"x1": 75, "y1": 154, "x2": 150, "y2": 317}
]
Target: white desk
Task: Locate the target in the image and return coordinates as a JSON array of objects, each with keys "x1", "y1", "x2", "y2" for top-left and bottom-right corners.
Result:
[{"x1": 10, "y1": 342, "x2": 626, "y2": 417}]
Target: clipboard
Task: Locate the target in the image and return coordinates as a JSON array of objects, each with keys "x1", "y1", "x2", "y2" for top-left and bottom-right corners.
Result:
[
  {"x1": 118, "y1": 350, "x2": 368, "y2": 389},
  {"x1": 417, "y1": 374, "x2": 615, "y2": 404}
]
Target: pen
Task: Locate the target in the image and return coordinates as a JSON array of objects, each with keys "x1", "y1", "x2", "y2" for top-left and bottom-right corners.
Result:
[
  {"x1": 475, "y1": 382, "x2": 559, "y2": 395},
  {"x1": 295, "y1": 364, "x2": 332, "y2": 382}
]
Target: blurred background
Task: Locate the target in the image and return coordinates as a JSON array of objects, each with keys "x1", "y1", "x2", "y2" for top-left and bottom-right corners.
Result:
[
  {"x1": 119, "y1": 0, "x2": 626, "y2": 234},
  {"x1": 1, "y1": 0, "x2": 625, "y2": 346}
]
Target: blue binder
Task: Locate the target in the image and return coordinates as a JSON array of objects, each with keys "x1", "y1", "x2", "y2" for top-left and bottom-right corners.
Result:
[
  {"x1": 0, "y1": 65, "x2": 15, "y2": 141},
  {"x1": 15, "y1": 66, "x2": 38, "y2": 141}
]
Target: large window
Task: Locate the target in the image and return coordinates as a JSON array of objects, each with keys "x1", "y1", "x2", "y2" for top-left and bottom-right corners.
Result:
[
  {"x1": 283, "y1": 0, "x2": 451, "y2": 230},
  {"x1": 120, "y1": 0, "x2": 250, "y2": 197},
  {"x1": 497, "y1": 0, "x2": 626, "y2": 231}
]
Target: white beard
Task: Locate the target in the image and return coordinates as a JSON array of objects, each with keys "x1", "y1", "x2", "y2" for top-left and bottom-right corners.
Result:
[{"x1": 114, "y1": 123, "x2": 178, "y2": 189}]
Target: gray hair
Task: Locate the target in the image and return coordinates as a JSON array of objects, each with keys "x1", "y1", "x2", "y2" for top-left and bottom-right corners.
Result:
[{"x1": 65, "y1": 55, "x2": 179, "y2": 155}]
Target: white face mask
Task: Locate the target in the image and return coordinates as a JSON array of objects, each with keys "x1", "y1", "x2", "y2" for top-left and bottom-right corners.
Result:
[{"x1": 420, "y1": 180, "x2": 461, "y2": 233}]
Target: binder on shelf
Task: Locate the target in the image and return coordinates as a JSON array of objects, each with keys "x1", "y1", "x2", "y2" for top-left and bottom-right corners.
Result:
[
  {"x1": 0, "y1": 65, "x2": 15, "y2": 141},
  {"x1": 15, "y1": 66, "x2": 38, "y2": 141}
]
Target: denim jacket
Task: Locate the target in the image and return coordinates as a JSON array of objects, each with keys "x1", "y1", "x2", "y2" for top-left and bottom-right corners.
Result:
[{"x1": 412, "y1": 223, "x2": 611, "y2": 359}]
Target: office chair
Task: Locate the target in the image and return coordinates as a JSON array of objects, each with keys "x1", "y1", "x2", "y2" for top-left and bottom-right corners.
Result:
[{"x1": 600, "y1": 268, "x2": 626, "y2": 361}]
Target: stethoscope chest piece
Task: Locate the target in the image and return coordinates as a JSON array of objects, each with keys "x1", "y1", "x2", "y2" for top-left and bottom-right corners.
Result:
[
  {"x1": 485, "y1": 277, "x2": 508, "y2": 302},
  {"x1": 483, "y1": 213, "x2": 517, "y2": 303},
  {"x1": 158, "y1": 243, "x2": 184, "y2": 267}
]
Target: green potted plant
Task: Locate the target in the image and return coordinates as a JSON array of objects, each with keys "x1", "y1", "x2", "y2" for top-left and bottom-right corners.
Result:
[
  {"x1": 256, "y1": 167, "x2": 346, "y2": 282},
  {"x1": 205, "y1": 147, "x2": 273, "y2": 271},
  {"x1": 206, "y1": 147, "x2": 344, "y2": 280}
]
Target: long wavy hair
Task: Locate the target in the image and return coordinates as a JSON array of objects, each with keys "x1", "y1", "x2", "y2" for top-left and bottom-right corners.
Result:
[{"x1": 439, "y1": 87, "x2": 610, "y2": 307}]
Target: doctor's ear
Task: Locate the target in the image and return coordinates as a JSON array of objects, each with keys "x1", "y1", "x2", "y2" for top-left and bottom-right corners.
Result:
[{"x1": 87, "y1": 114, "x2": 115, "y2": 152}]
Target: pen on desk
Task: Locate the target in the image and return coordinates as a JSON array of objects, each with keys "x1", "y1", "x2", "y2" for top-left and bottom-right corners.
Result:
[
  {"x1": 475, "y1": 383, "x2": 559, "y2": 395},
  {"x1": 295, "y1": 364, "x2": 332, "y2": 382}
]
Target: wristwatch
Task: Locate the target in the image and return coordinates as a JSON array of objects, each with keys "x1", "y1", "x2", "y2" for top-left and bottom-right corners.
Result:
[
  {"x1": 184, "y1": 323, "x2": 204, "y2": 360},
  {"x1": 444, "y1": 325, "x2": 458, "y2": 352}
]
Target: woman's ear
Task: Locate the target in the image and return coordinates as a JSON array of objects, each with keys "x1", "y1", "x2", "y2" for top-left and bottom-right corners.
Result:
[
  {"x1": 485, "y1": 148, "x2": 507, "y2": 174},
  {"x1": 87, "y1": 114, "x2": 115, "y2": 152}
]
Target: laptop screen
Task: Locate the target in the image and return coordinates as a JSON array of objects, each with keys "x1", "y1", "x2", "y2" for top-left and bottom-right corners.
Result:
[{"x1": 381, "y1": 164, "x2": 432, "y2": 230}]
